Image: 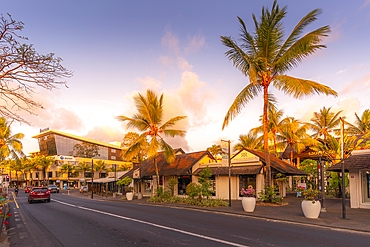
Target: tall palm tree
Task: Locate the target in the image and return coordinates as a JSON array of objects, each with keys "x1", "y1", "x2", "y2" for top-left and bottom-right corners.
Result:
[
  {"x1": 59, "y1": 164, "x2": 74, "y2": 190},
  {"x1": 76, "y1": 161, "x2": 91, "y2": 185},
  {"x1": 276, "y1": 118, "x2": 316, "y2": 166},
  {"x1": 308, "y1": 106, "x2": 342, "y2": 140},
  {"x1": 221, "y1": 1, "x2": 337, "y2": 186},
  {"x1": 250, "y1": 108, "x2": 288, "y2": 155},
  {"x1": 234, "y1": 133, "x2": 263, "y2": 152},
  {"x1": 346, "y1": 109, "x2": 370, "y2": 136},
  {"x1": 117, "y1": 89, "x2": 187, "y2": 188},
  {"x1": 94, "y1": 160, "x2": 107, "y2": 178},
  {"x1": 7, "y1": 159, "x2": 25, "y2": 186},
  {"x1": 0, "y1": 117, "x2": 24, "y2": 162},
  {"x1": 37, "y1": 155, "x2": 54, "y2": 186},
  {"x1": 24, "y1": 156, "x2": 40, "y2": 186}
]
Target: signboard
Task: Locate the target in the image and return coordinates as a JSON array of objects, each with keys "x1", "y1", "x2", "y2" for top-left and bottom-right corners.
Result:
[
  {"x1": 221, "y1": 140, "x2": 229, "y2": 166},
  {"x1": 232, "y1": 150, "x2": 259, "y2": 164},
  {"x1": 52, "y1": 155, "x2": 76, "y2": 161},
  {"x1": 133, "y1": 169, "x2": 140, "y2": 179}
]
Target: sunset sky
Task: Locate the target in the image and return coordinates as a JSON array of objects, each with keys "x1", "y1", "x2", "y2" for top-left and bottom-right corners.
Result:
[{"x1": 3, "y1": 0, "x2": 370, "y2": 155}]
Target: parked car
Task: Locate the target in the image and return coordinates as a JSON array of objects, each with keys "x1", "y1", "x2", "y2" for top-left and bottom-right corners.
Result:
[
  {"x1": 80, "y1": 186, "x2": 88, "y2": 193},
  {"x1": 28, "y1": 187, "x2": 51, "y2": 204},
  {"x1": 25, "y1": 186, "x2": 33, "y2": 193},
  {"x1": 48, "y1": 185, "x2": 59, "y2": 193}
]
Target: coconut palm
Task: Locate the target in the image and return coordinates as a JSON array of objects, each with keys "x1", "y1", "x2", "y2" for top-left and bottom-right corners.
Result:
[
  {"x1": 0, "y1": 117, "x2": 24, "y2": 162},
  {"x1": 94, "y1": 160, "x2": 107, "y2": 178},
  {"x1": 307, "y1": 107, "x2": 342, "y2": 140},
  {"x1": 234, "y1": 133, "x2": 263, "y2": 152},
  {"x1": 117, "y1": 89, "x2": 187, "y2": 188},
  {"x1": 207, "y1": 144, "x2": 222, "y2": 160},
  {"x1": 24, "y1": 156, "x2": 40, "y2": 186},
  {"x1": 346, "y1": 109, "x2": 370, "y2": 136},
  {"x1": 221, "y1": 1, "x2": 337, "y2": 186},
  {"x1": 59, "y1": 164, "x2": 74, "y2": 190},
  {"x1": 276, "y1": 118, "x2": 316, "y2": 166},
  {"x1": 76, "y1": 161, "x2": 91, "y2": 184},
  {"x1": 250, "y1": 108, "x2": 288, "y2": 155},
  {"x1": 37, "y1": 155, "x2": 54, "y2": 186},
  {"x1": 7, "y1": 159, "x2": 25, "y2": 186}
]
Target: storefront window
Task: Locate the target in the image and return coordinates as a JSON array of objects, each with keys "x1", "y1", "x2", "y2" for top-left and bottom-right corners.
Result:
[
  {"x1": 239, "y1": 175, "x2": 256, "y2": 197},
  {"x1": 178, "y1": 175, "x2": 192, "y2": 195},
  {"x1": 144, "y1": 179, "x2": 152, "y2": 194},
  {"x1": 362, "y1": 171, "x2": 370, "y2": 203}
]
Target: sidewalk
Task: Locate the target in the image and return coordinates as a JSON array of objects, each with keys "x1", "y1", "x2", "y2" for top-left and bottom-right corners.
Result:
[{"x1": 62, "y1": 190, "x2": 370, "y2": 233}]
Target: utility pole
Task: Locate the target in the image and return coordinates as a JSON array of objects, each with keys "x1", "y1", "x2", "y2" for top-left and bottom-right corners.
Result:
[
  {"x1": 340, "y1": 117, "x2": 346, "y2": 219},
  {"x1": 91, "y1": 159, "x2": 94, "y2": 199}
]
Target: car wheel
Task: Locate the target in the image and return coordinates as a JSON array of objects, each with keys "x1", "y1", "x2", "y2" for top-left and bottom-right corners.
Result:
[
  {"x1": 28, "y1": 200, "x2": 32, "y2": 204},
  {"x1": 47, "y1": 199, "x2": 50, "y2": 202},
  {"x1": 57, "y1": 191, "x2": 59, "y2": 193}
]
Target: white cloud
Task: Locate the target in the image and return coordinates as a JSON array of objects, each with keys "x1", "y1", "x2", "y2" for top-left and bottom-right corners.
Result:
[
  {"x1": 184, "y1": 33, "x2": 206, "y2": 55},
  {"x1": 84, "y1": 126, "x2": 124, "y2": 144}
]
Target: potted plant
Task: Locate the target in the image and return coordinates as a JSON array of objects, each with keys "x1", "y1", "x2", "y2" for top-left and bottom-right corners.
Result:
[
  {"x1": 240, "y1": 187, "x2": 256, "y2": 212},
  {"x1": 117, "y1": 176, "x2": 133, "y2": 200},
  {"x1": 300, "y1": 188, "x2": 321, "y2": 218}
]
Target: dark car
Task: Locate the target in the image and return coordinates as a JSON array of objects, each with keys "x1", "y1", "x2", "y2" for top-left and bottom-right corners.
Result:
[
  {"x1": 48, "y1": 185, "x2": 59, "y2": 193},
  {"x1": 25, "y1": 186, "x2": 33, "y2": 193},
  {"x1": 28, "y1": 187, "x2": 50, "y2": 204}
]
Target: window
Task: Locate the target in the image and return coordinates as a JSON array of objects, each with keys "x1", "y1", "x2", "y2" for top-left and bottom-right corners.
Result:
[
  {"x1": 36, "y1": 172, "x2": 39, "y2": 179},
  {"x1": 239, "y1": 175, "x2": 256, "y2": 197},
  {"x1": 111, "y1": 149, "x2": 116, "y2": 153},
  {"x1": 362, "y1": 171, "x2": 370, "y2": 203},
  {"x1": 111, "y1": 156, "x2": 116, "y2": 160},
  {"x1": 178, "y1": 175, "x2": 192, "y2": 195},
  {"x1": 48, "y1": 172, "x2": 53, "y2": 178}
]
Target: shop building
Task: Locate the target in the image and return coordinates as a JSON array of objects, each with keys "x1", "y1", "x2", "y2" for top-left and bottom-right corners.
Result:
[{"x1": 30, "y1": 129, "x2": 131, "y2": 189}]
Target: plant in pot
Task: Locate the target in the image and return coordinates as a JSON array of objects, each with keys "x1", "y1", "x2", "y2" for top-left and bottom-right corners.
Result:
[
  {"x1": 300, "y1": 188, "x2": 321, "y2": 218},
  {"x1": 117, "y1": 176, "x2": 133, "y2": 200},
  {"x1": 240, "y1": 187, "x2": 256, "y2": 212}
]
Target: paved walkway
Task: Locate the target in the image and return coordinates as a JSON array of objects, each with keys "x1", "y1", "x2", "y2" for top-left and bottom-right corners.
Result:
[{"x1": 62, "y1": 190, "x2": 370, "y2": 233}]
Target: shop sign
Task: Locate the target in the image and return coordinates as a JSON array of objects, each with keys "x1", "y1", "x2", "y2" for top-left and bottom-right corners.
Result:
[
  {"x1": 232, "y1": 150, "x2": 259, "y2": 163},
  {"x1": 53, "y1": 155, "x2": 76, "y2": 161},
  {"x1": 133, "y1": 169, "x2": 140, "y2": 178}
]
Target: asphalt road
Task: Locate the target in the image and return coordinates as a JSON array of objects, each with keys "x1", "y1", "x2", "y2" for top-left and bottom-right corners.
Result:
[{"x1": 6, "y1": 189, "x2": 370, "y2": 247}]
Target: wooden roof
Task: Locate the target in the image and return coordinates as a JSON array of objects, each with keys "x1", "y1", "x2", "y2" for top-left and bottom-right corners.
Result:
[
  {"x1": 240, "y1": 148, "x2": 308, "y2": 176},
  {"x1": 327, "y1": 154, "x2": 370, "y2": 172},
  {"x1": 120, "y1": 150, "x2": 215, "y2": 179}
]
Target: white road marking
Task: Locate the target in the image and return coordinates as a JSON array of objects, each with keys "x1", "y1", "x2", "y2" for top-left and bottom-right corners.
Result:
[{"x1": 53, "y1": 199, "x2": 248, "y2": 247}]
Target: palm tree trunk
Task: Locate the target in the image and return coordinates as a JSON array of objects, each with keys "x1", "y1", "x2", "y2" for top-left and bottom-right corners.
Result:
[
  {"x1": 290, "y1": 143, "x2": 294, "y2": 167},
  {"x1": 263, "y1": 86, "x2": 272, "y2": 187},
  {"x1": 154, "y1": 156, "x2": 160, "y2": 190}
]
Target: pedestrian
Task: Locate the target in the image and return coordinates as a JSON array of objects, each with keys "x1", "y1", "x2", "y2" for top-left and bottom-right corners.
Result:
[{"x1": 14, "y1": 186, "x2": 18, "y2": 196}]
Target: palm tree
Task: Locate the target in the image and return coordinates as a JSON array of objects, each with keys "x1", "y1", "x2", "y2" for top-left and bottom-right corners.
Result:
[
  {"x1": 117, "y1": 89, "x2": 187, "y2": 188},
  {"x1": 59, "y1": 164, "x2": 74, "y2": 190},
  {"x1": 76, "y1": 161, "x2": 91, "y2": 185},
  {"x1": 24, "y1": 156, "x2": 40, "y2": 186},
  {"x1": 250, "y1": 108, "x2": 288, "y2": 155},
  {"x1": 94, "y1": 160, "x2": 107, "y2": 178},
  {"x1": 0, "y1": 117, "x2": 24, "y2": 162},
  {"x1": 207, "y1": 144, "x2": 222, "y2": 160},
  {"x1": 7, "y1": 159, "x2": 25, "y2": 186},
  {"x1": 346, "y1": 109, "x2": 370, "y2": 136},
  {"x1": 220, "y1": 1, "x2": 337, "y2": 186},
  {"x1": 276, "y1": 118, "x2": 316, "y2": 166},
  {"x1": 308, "y1": 107, "x2": 342, "y2": 140},
  {"x1": 37, "y1": 155, "x2": 54, "y2": 186},
  {"x1": 234, "y1": 133, "x2": 263, "y2": 152}
]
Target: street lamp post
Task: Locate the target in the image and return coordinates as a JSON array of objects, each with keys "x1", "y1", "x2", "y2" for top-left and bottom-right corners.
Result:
[{"x1": 91, "y1": 159, "x2": 94, "y2": 199}]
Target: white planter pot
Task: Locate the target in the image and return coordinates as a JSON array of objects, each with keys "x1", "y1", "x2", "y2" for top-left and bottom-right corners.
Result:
[
  {"x1": 126, "y1": 192, "x2": 134, "y2": 201},
  {"x1": 242, "y1": 197, "x2": 256, "y2": 212},
  {"x1": 301, "y1": 200, "x2": 321, "y2": 218}
]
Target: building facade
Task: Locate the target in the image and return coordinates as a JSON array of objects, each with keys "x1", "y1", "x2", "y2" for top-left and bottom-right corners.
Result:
[{"x1": 29, "y1": 129, "x2": 131, "y2": 189}]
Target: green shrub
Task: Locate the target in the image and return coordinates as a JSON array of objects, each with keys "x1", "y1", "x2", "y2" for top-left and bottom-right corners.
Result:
[
  {"x1": 167, "y1": 177, "x2": 178, "y2": 196},
  {"x1": 258, "y1": 185, "x2": 283, "y2": 204},
  {"x1": 186, "y1": 182, "x2": 201, "y2": 199}
]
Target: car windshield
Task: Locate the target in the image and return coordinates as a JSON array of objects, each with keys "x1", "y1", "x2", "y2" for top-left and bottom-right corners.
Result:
[
  {"x1": 32, "y1": 188, "x2": 48, "y2": 192},
  {"x1": 49, "y1": 185, "x2": 57, "y2": 188}
]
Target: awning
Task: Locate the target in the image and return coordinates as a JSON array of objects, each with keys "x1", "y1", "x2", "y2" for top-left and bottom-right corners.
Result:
[{"x1": 193, "y1": 165, "x2": 263, "y2": 176}]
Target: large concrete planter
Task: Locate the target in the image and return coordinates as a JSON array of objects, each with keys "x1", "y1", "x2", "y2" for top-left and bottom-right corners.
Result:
[
  {"x1": 242, "y1": 197, "x2": 256, "y2": 212},
  {"x1": 126, "y1": 192, "x2": 134, "y2": 201},
  {"x1": 301, "y1": 200, "x2": 321, "y2": 218}
]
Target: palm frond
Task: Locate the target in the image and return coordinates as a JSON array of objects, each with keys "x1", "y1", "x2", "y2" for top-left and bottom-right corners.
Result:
[
  {"x1": 273, "y1": 75, "x2": 338, "y2": 99},
  {"x1": 222, "y1": 83, "x2": 262, "y2": 129},
  {"x1": 159, "y1": 139, "x2": 176, "y2": 164},
  {"x1": 160, "y1": 116, "x2": 187, "y2": 130},
  {"x1": 162, "y1": 129, "x2": 186, "y2": 138}
]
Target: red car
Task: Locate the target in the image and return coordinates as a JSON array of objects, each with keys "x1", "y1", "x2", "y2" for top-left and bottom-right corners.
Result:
[
  {"x1": 25, "y1": 186, "x2": 33, "y2": 193},
  {"x1": 28, "y1": 187, "x2": 51, "y2": 204}
]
